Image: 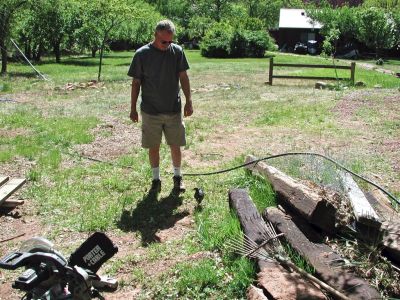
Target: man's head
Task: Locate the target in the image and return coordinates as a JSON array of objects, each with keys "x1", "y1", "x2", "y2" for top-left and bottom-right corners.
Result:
[{"x1": 153, "y1": 20, "x2": 175, "y2": 51}]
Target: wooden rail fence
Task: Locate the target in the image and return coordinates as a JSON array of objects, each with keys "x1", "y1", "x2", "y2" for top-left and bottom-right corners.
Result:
[{"x1": 268, "y1": 57, "x2": 356, "y2": 85}]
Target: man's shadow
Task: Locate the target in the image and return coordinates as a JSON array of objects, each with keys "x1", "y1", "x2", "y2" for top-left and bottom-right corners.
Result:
[{"x1": 117, "y1": 190, "x2": 189, "y2": 246}]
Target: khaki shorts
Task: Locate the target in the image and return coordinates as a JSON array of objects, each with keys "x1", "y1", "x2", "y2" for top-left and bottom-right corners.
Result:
[{"x1": 141, "y1": 111, "x2": 186, "y2": 148}]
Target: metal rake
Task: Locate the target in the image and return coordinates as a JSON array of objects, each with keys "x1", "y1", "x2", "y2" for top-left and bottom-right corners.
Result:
[{"x1": 225, "y1": 217, "x2": 351, "y2": 300}]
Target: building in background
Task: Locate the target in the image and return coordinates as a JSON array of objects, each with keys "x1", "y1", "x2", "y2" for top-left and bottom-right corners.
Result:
[{"x1": 270, "y1": 9, "x2": 323, "y2": 53}]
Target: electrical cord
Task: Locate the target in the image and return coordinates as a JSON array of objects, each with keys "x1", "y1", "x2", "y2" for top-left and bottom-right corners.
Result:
[{"x1": 66, "y1": 149, "x2": 400, "y2": 206}]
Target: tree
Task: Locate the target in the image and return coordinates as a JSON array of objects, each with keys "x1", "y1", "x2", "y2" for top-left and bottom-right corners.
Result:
[
  {"x1": 21, "y1": 0, "x2": 79, "y2": 63},
  {"x1": 115, "y1": 2, "x2": 162, "y2": 48},
  {"x1": 363, "y1": 0, "x2": 400, "y2": 9},
  {"x1": 307, "y1": 6, "x2": 359, "y2": 55},
  {"x1": 242, "y1": 0, "x2": 303, "y2": 29},
  {"x1": 357, "y1": 7, "x2": 397, "y2": 58},
  {"x1": 79, "y1": 0, "x2": 136, "y2": 81},
  {"x1": 187, "y1": 16, "x2": 215, "y2": 41},
  {"x1": 0, "y1": 0, "x2": 28, "y2": 74}
]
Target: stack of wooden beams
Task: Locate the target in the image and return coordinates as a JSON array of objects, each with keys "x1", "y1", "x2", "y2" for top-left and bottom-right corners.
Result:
[{"x1": 228, "y1": 154, "x2": 400, "y2": 299}]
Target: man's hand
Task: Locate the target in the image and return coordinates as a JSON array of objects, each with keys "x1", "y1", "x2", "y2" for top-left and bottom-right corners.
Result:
[
  {"x1": 130, "y1": 110, "x2": 139, "y2": 123},
  {"x1": 184, "y1": 101, "x2": 193, "y2": 117}
]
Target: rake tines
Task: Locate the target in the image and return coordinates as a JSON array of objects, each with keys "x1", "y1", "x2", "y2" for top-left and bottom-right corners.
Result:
[{"x1": 225, "y1": 220, "x2": 352, "y2": 300}]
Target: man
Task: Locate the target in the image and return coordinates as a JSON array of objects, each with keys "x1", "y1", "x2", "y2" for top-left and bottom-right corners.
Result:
[{"x1": 128, "y1": 20, "x2": 193, "y2": 194}]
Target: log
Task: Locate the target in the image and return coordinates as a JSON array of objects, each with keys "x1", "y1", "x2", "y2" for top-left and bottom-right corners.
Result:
[
  {"x1": 264, "y1": 207, "x2": 381, "y2": 300},
  {"x1": 228, "y1": 189, "x2": 327, "y2": 300},
  {"x1": 1, "y1": 199, "x2": 24, "y2": 208},
  {"x1": 245, "y1": 155, "x2": 336, "y2": 233},
  {"x1": 365, "y1": 190, "x2": 400, "y2": 264},
  {"x1": 338, "y1": 171, "x2": 380, "y2": 228}
]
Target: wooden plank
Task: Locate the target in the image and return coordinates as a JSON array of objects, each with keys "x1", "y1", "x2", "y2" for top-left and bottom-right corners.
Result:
[
  {"x1": 338, "y1": 171, "x2": 380, "y2": 228},
  {"x1": 366, "y1": 189, "x2": 399, "y2": 220},
  {"x1": 228, "y1": 189, "x2": 327, "y2": 300},
  {"x1": 350, "y1": 62, "x2": 356, "y2": 85},
  {"x1": 365, "y1": 190, "x2": 400, "y2": 264},
  {"x1": 274, "y1": 63, "x2": 350, "y2": 69},
  {"x1": 264, "y1": 207, "x2": 381, "y2": 300},
  {"x1": 273, "y1": 75, "x2": 348, "y2": 81},
  {"x1": 0, "y1": 178, "x2": 26, "y2": 206},
  {"x1": 0, "y1": 176, "x2": 9, "y2": 187},
  {"x1": 245, "y1": 155, "x2": 336, "y2": 233},
  {"x1": 268, "y1": 57, "x2": 273, "y2": 85}
]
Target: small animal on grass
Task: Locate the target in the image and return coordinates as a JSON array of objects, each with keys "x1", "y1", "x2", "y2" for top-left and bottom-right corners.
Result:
[{"x1": 194, "y1": 188, "x2": 204, "y2": 204}]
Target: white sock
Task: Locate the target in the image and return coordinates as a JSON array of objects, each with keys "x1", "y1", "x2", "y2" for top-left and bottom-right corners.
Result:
[
  {"x1": 173, "y1": 166, "x2": 181, "y2": 177},
  {"x1": 152, "y1": 167, "x2": 160, "y2": 180}
]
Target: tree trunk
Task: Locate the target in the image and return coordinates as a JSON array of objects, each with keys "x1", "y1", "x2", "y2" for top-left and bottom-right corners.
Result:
[
  {"x1": 98, "y1": 32, "x2": 109, "y2": 82},
  {"x1": 54, "y1": 42, "x2": 61, "y2": 63},
  {"x1": 35, "y1": 43, "x2": 44, "y2": 62},
  {"x1": 91, "y1": 48, "x2": 97, "y2": 58},
  {"x1": 24, "y1": 39, "x2": 32, "y2": 59},
  {"x1": 0, "y1": 37, "x2": 7, "y2": 75}
]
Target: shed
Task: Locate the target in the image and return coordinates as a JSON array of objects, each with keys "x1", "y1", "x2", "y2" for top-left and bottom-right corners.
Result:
[{"x1": 271, "y1": 9, "x2": 323, "y2": 52}]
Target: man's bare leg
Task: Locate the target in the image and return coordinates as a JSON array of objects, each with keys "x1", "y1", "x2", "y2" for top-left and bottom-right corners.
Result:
[
  {"x1": 170, "y1": 145, "x2": 181, "y2": 169},
  {"x1": 149, "y1": 145, "x2": 160, "y2": 168}
]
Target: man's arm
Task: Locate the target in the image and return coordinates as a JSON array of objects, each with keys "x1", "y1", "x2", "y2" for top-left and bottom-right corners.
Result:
[
  {"x1": 179, "y1": 71, "x2": 193, "y2": 117},
  {"x1": 130, "y1": 78, "x2": 141, "y2": 122}
]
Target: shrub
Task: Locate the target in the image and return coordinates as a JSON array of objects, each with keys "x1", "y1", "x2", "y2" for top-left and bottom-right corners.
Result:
[
  {"x1": 200, "y1": 22, "x2": 234, "y2": 58},
  {"x1": 243, "y1": 30, "x2": 269, "y2": 57},
  {"x1": 201, "y1": 21, "x2": 271, "y2": 58}
]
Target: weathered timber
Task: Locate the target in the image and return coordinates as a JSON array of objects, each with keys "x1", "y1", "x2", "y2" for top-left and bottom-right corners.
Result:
[
  {"x1": 0, "y1": 178, "x2": 26, "y2": 206},
  {"x1": 365, "y1": 190, "x2": 400, "y2": 264},
  {"x1": 247, "y1": 284, "x2": 270, "y2": 300},
  {"x1": 366, "y1": 189, "x2": 399, "y2": 221},
  {"x1": 338, "y1": 171, "x2": 380, "y2": 228},
  {"x1": 1, "y1": 199, "x2": 24, "y2": 208},
  {"x1": 264, "y1": 207, "x2": 381, "y2": 300},
  {"x1": 0, "y1": 176, "x2": 9, "y2": 187},
  {"x1": 228, "y1": 189, "x2": 327, "y2": 300},
  {"x1": 245, "y1": 155, "x2": 336, "y2": 233}
]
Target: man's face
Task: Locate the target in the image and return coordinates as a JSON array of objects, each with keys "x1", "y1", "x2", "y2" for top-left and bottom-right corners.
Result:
[{"x1": 154, "y1": 30, "x2": 174, "y2": 51}]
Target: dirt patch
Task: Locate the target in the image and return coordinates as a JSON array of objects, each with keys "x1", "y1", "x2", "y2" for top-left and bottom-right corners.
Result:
[
  {"x1": 192, "y1": 83, "x2": 241, "y2": 94},
  {"x1": 74, "y1": 115, "x2": 141, "y2": 161},
  {"x1": 0, "y1": 157, "x2": 35, "y2": 180},
  {"x1": 332, "y1": 90, "x2": 375, "y2": 118},
  {"x1": 0, "y1": 128, "x2": 31, "y2": 138},
  {"x1": 156, "y1": 215, "x2": 194, "y2": 242},
  {"x1": 333, "y1": 90, "x2": 400, "y2": 119}
]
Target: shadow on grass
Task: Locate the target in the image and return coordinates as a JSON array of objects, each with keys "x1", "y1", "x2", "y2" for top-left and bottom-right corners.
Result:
[
  {"x1": 117, "y1": 190, "x2": 189, "y2": 246},
  {"x1": 36, "y1": 59, "x2": 100, "y2": 67},
  {"x1": 7, "y1": 71, "x2": 40, "y2": 78}
]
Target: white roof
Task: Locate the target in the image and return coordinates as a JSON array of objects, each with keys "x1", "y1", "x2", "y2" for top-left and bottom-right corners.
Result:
[{"x1": 279, "y1": 9, "x2": 322, "y2": 29}]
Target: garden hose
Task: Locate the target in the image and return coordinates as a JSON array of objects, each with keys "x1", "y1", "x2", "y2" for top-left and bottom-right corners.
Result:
[{"x1": 67, "y1": 149, "x2": 400, "y2": 206}]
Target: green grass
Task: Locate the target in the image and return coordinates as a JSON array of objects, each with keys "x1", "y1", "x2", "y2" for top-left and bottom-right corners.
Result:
[{"x1": 1, "y1": 50, "x2": 399, "y2": 299}]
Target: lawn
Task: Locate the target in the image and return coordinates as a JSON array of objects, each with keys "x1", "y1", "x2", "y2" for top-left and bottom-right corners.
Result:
[{"x1": 0, "y1": 50, "x2": 399, "y2": 299}]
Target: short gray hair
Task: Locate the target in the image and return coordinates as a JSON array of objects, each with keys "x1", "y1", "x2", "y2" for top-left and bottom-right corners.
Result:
[{"x1": 155, "y1": 20, "x2": 176, "y2": 33}]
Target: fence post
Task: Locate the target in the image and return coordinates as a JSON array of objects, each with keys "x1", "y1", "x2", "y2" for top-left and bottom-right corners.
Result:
[
  {"x1": 350, "y1": 62, "x2": 356, "y2": 85},
  {"x1": 269, "y1": 57, "x2": 274, "y2": 85}
]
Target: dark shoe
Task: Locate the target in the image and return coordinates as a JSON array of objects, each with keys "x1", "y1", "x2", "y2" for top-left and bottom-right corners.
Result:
[
  {"x1": 150, "y1": 179, "x2": 161, "y2": 193},
  {"x1": 173, "y1": 176, "x2": 185, "y2": 193}
]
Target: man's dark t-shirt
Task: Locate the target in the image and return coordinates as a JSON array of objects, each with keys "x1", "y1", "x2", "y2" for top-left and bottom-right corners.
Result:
[{"x1": 128, "y1": 43, "x2": 190, "y2": 115}]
